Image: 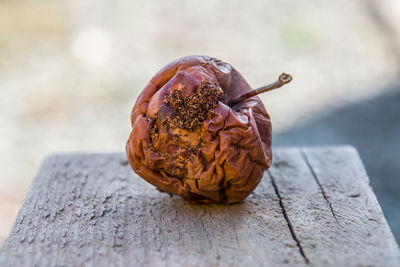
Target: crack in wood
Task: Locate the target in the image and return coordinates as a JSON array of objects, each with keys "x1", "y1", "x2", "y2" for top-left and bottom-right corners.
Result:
[
  {"x1": 234, "y1": 225, "x2": 240, "y2": 250},
  {"x1": 301, "y1": 149, "x2": 340, "y2": 225},
  {"x1": 267, "y1": 170, "x2": 310, "y2": 264}
]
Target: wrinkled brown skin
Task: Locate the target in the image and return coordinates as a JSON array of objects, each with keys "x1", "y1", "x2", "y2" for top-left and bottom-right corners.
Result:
[{"x1": 126, "y1": 55, "x2": 272, "y2": 204}]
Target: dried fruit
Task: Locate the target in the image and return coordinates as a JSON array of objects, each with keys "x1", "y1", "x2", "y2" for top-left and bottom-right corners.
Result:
[{"x1": 126, "y1": 55, "x2": 292, "y2": 203}]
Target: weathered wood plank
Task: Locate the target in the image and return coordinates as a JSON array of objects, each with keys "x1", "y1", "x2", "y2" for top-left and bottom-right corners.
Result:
[
  {"x1": 302, "y1": 146, "x2": 400, "y2": 265},
  {"x1": 0, "y1": 152, "x2": 303, "y2": 267},
  {"x1": 268, "y1": 147, "x2": 400, "y2": 266},
  {"x1": 0, "y1": 147, "x2": 398, "y2": 266}
]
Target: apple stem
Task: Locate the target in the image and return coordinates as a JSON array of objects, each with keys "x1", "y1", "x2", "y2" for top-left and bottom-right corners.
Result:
[{"x1": 227, "y1": 73, "x2": 293, "y2": 107}]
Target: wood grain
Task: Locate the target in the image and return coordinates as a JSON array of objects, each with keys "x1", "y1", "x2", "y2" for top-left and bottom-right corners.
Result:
[{"x1": 0, "y1": 147, "x2": 398, "y2": 266}]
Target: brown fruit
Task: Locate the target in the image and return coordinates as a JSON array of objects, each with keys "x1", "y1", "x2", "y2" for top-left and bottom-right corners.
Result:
[{"x1": 126, "y1": 55, "x2": 290, "y2": 203}]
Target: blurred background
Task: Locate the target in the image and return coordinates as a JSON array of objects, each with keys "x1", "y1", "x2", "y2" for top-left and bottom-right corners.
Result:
[{"x1": 1, "y1": 0, "x2": 399, "y2": 246}]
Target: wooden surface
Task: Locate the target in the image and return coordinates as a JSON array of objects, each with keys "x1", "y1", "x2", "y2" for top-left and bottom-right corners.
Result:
[{"x1": 0, "y1": 146, "x2": 399, "y2": 267}]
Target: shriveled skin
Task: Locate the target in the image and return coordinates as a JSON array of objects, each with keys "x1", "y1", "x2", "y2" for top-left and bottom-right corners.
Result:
[{"x1": 126, "y1": 55, "x2": 272, "y2": 203}]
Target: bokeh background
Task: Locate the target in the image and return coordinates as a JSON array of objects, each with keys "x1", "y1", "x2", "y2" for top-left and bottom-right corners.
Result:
[{"x1": 1, "y1": 0, "x2": 399, "y2": 246}]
